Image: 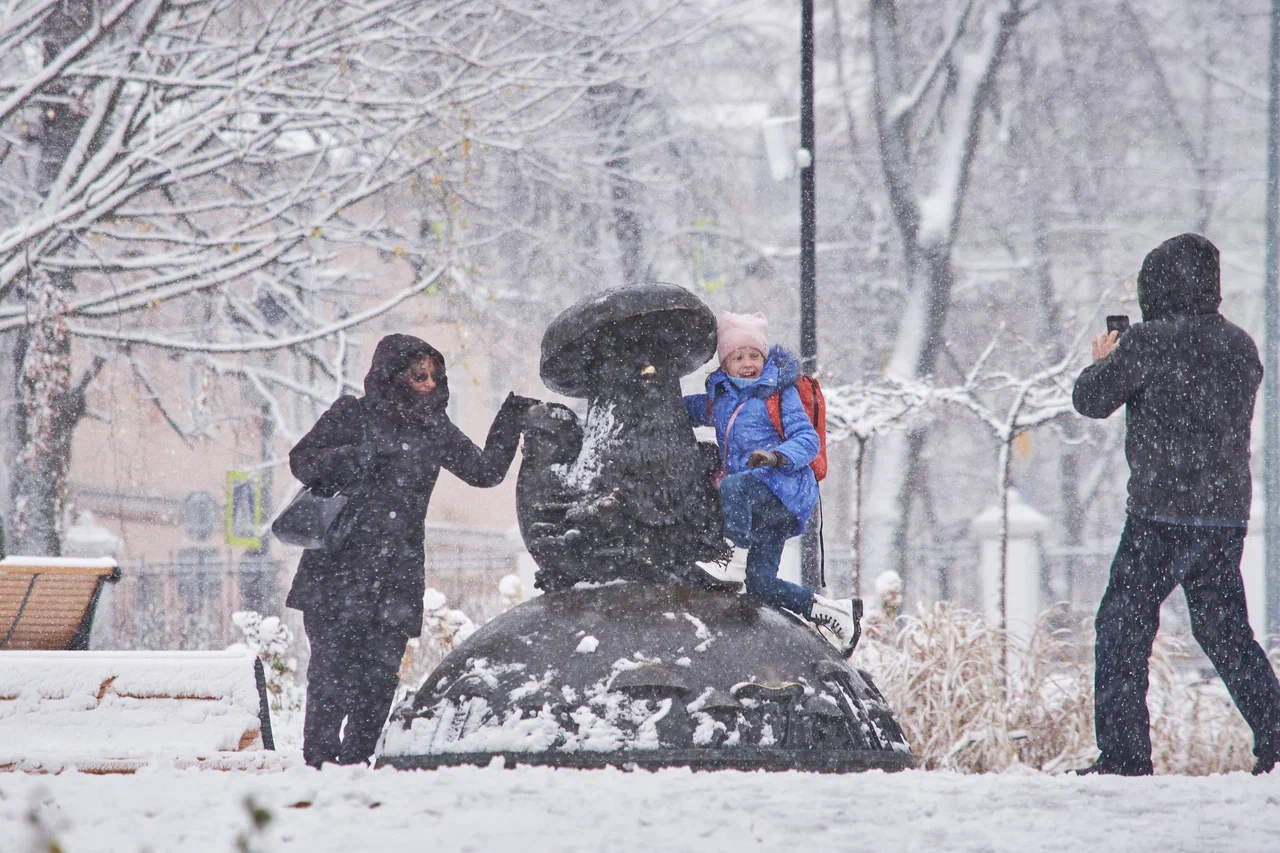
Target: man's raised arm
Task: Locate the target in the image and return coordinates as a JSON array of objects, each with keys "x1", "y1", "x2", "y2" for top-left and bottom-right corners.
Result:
[{"x1": 1073, "y1": 328, "x2": 1147, "y2": 419}]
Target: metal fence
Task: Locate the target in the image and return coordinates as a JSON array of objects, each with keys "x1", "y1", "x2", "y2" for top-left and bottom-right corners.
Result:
[
  {"x1": 421, "y1": 526, "x2": 521, "y2": 624},
  {"x1": 91, "y1": 556, "x2": 287, "y2": 650},
  {"x1": 89, "y1": 526, "x2": 522, "y2": 651},
  {"x1": 1040, "y1": 542, "x2": 1117, "y2": 614}
]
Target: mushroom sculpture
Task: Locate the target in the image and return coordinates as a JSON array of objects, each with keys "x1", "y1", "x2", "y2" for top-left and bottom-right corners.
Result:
[{"x1": 517, "y1": 283, "x2": 731, "y2": 591}]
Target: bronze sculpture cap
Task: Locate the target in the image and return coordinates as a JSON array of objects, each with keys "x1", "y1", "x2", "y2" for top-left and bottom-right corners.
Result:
[{"x1": 539, "y1": 283, "x2": 717, "y2": 397}]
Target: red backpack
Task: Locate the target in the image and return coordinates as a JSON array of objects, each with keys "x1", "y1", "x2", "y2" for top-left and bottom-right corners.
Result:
[
  {"x1": 708, "y1": 375, "x2": 828, "y2": 482},
  {"x1": 766, "y1": 375, "x2": 828, "y2": 481}
]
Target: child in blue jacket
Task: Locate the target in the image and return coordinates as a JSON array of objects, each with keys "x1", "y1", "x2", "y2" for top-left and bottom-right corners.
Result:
[{"x1": 684, "y1": 311, "x2": 859, "y2": 655}]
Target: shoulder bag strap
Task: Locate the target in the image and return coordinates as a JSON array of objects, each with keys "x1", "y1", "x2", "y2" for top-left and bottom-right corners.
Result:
[{"x1": 721, "y1": 401, "x2": 748, "y2": 472}]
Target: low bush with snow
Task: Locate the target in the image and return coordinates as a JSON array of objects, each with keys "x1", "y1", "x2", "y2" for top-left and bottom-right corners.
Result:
[{"x1": 853, "y1": 602, "x2": 1274, "y2": 775}]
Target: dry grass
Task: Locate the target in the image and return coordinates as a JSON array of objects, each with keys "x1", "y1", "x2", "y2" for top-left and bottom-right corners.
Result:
[{"x1": 854, "y1": 603, "x2": 1272, "y2": 775}]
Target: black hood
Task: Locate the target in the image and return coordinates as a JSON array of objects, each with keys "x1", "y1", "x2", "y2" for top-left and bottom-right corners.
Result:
[
  {"x1": 1137, "y1": 233, "x2": 1222, "y2": 321},
  {"x1": 363, "y1": 333, "x2": 450, "y2": 424}
]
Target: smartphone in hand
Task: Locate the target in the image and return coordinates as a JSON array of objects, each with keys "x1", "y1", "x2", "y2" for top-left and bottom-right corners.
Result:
[{"x1": 1106, "y1": 314, "x2": 1130, "y2": 336}]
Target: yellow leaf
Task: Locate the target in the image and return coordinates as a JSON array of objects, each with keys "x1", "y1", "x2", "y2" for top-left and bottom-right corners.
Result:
[{"x1": 310, "y1": 227, "x2": 322, "y2": 238}]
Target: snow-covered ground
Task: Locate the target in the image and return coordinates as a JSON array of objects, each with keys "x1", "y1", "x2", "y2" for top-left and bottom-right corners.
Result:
[{"x1": 4, "y1": 763, "x2": 1278, "y2": 852}]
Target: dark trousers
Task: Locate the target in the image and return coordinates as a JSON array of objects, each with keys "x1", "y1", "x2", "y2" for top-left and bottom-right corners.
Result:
[
  {"x1": 719, "y1": 473, "x2": 813, "y2": 615},
  {"x1": 302, "y1": 611, "x2": 408, "y2": 768},
  {"x1": 1095, "y1": 515, "x2": 1280, "y2": 773}
]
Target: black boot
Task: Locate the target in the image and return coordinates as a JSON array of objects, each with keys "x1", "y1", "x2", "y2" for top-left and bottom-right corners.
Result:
[{"x1": 1070, "y1": 759, "x2": 1152, "y2": 777}]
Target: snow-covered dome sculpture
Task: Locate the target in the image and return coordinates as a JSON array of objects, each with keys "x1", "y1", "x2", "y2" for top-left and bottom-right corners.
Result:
[{"x1": 378, "y1": 284, "x2": 914, "y2": 772}]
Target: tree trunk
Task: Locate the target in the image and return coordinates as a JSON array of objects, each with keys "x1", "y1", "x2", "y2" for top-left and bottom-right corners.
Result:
[
  {"x1": 848, "y1": 436, "x2": 867, "y2": 597},
  {"x1": 863, "y1": 0, "x2": 1025, "y2": 602},
  {"x1": 9, "y1": 312, "x2": 105, "y2": 557},
  {"x1": 589, "y1": 83, "x2": 645, "y2": 285},
  {"x1": 610, "y1": 172, "x2": 644, "y2": 285},
  {"x1": 864, "y1": 246, "x2": 955, "y2": 588},
  {"x1": 6, "y1": 1, "x2": 102, "y2": 557}
]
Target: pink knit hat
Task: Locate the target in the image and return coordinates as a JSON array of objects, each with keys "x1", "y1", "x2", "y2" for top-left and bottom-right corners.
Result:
[{"x1": 717, "y1": 311, "x2": 768, "y2": 363}]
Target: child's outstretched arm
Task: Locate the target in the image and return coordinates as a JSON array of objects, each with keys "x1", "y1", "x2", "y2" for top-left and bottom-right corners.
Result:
[
  {"x1": 771, "y1": 385, "x2": 819, "y2": 471},
  {"x1": 683, "y1": 393, "x2": 713, "y2": 427}
]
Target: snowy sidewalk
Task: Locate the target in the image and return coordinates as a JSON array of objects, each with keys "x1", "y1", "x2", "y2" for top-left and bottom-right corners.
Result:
[{"x1": 4, "y1": 763, "x2": 1279, "y2": 852}]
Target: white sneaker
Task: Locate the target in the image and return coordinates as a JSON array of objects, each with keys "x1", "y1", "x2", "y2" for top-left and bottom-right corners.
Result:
[
  {"x1": 695, "y1": 545, "x2": 746, "y2": 585},
  {"x1": 809, "y1": 594, "x2": 861, "y2": 657},
  {"x1": 695, "y1": 561, "x2": 744, "y2": 585}
]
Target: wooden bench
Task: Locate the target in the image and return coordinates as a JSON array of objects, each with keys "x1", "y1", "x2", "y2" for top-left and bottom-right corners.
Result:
[
  {"x1": 0, "y1": 556, "x2": 120, "y2": 650},
  {"x1": 0, "y1": 649, "x2": 282, "y2": 773},
  {"x1": 0, "y1": 559, "x2": 284, "y2": 773}
]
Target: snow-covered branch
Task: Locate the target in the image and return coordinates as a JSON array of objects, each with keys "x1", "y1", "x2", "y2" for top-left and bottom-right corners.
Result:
[
  {"x1": 67, "y1": 267, "x2": 449, "y2": 354},
  {"x1": 825, "y1": 378, "x2": 934, "y2": 445}
]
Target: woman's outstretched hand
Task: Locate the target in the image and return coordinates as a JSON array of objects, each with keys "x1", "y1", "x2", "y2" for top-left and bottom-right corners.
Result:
[
  {"x1": 501, "y1": 392, "x2": 542, "y2": 428},
  {"x1": 505, "y1": 393, "x2": 541, "y2": 411}
]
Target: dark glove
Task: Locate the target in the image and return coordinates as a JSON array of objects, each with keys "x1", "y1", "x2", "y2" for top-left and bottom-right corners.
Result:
[
  {"x1": 501, "y1": 392, "x2": 542, "y2": 428},
  {"x1": 747, "y1": 450, "x2": 783, "y2": 469},
  {"x1": 503, "y1": 392, "x2": 541, "y2": 412}
]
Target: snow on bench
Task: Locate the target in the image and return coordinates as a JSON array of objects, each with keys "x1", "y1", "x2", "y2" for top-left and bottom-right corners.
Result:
[
  {"x1": 0, "y1": 556, "x2": 119, "y2": 650},
  {"x1": 0, "y1": 649, "x2": 284, "y2": 774}
]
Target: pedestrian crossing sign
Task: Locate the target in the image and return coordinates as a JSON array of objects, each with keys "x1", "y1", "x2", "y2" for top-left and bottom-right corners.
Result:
[{"x1": 226, "y1": 470, "x2": 262, "y2": 549}]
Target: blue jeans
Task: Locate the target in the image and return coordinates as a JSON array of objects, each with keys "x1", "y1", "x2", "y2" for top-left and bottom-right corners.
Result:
[{"x1": 719, "y1": 473, "x2": 814, "y2": 615}]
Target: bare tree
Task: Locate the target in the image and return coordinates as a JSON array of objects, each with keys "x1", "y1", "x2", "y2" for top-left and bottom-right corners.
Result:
[
  {"x1": 826, "y1": 327, "x2": 1077, "y2": 600},
  {"x1": 0, "y1": 0, "x2": 710, "y2": 554},
  {"x1": 861, "y1": 0, "x2": 1035, "y2": 579}
]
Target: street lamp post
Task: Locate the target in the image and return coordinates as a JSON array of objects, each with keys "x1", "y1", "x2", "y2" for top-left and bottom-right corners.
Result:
[
  {"x1": 1264, "y1": 0, "x2": 1280, "y2": 640},
  {"x1": 799, "y1": 0, "x2": 822, "y2": 591}
]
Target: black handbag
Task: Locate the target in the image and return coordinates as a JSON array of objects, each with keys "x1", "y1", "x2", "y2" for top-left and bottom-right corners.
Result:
[{"x1": 271, "y1": 420, "x2": 368, "y2": 551}]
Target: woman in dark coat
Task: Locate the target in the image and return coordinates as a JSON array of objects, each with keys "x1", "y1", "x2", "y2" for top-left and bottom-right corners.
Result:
[{"x1": 285, "y1": 333, "x2": 533, "y2": 767}]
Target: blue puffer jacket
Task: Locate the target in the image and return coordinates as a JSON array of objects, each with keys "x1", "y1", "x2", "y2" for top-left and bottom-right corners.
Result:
[{"x1": 684, "y1": 346, "x2": 819, "y2": 534}]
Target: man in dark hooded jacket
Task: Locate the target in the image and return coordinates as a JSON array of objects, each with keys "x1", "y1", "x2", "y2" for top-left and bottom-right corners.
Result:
[
  {"x1": 1073, "y1": 233, "x2": 1280, "y2": 776},
  {"x1": 286, "y1": 334, "x2": 535, "y2": 768}
]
